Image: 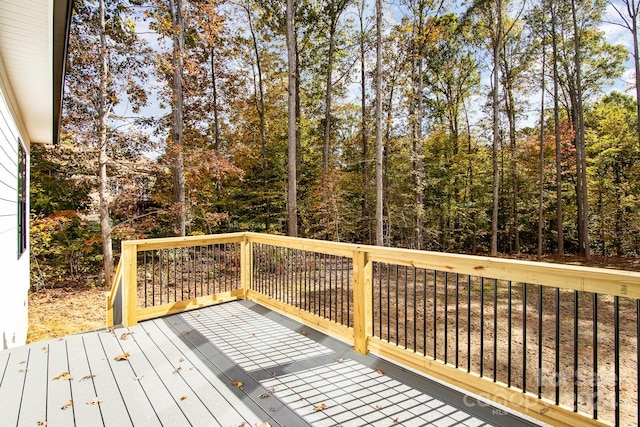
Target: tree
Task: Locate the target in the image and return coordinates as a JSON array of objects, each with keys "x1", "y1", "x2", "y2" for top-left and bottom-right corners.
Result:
[
  {"x1": 287, "y1": 0, "x2": 298, "y2": 236},
  {"x1": 63, "y1": 0, "x2": 149, "y2": 285},
  {"x1": 375, "y1": 0, "x2": 384, "y2": 246},
  {"x1": 608, "y1": 0, "x2": 640, "y2": 147}
]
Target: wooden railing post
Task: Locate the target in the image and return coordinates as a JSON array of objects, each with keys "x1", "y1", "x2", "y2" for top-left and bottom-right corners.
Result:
[
  {"x1": 241, "y1": 234, "x2": 252, "y2": 299},
  {"x1": 353, "y1": 248, "x2": 372, "y2": 354},
  {"x1": 121, "y1": 241, "x2": 138, "y2": 327}
]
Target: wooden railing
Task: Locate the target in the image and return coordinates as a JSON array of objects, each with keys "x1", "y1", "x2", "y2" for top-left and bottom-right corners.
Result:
[{"x1": 106, "y1": 232, "x2": 640, "y2": 427}]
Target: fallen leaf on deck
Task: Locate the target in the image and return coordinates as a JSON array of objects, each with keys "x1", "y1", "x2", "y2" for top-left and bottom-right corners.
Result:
[
  {"x1": 133, "y1": 375, "x2": 144, "y2": 381},
  {"x1": 86, "y1": 398, "x2": 102, "y2": 405},
  {"x1": 315, "y1": 403, "x2": 327, "y2": 411},
  {"x1": 19, "y1": 360, "x2": 26, "y2": 364},
  {"x1": 375, "y1": 369, "x2": 385, "y2": 375},
  {"x1": 337, "y1": 358, "x2": 344, "y2": 363},
  {"x1": 18, "y1": 369, "x2": 27, "y2": 373},
  {"x1": 37, "y1": 420, "x2": 47, "y2": 426},
  {"x1": 79, "y1": 375, "x2": 96, "y2": 382},
  {"x1": 57, "y1": 338, "x2": 64, "y2": 341},
  {"x1": 232, "y1": 381, "x2": 244, "y2": 388},
  {"x1": 180, "y1": 395, "x2": 187, "y2": 400},
  {"x1": 258, "y1": 393, "x2": 270, "y2": 399},
  {"x1": 267, "y1": 386, "x2": 276, "y2": 393},
  {"x1": 61, "y1": 400, "x2": 73, "y2": 410},
  {"x1": 173, "y1": 366, "x2": 182, "y2": 374},
  {"x1": 114, "y1": 352, "x2": 130, "y2": 361},
  {"x1": 120, "y1": 332, "x2": 134, "y2": 340},
  {"x1": 41, "y1": 346, "x2": 48, "y2": 352},
  {"x1": 251, "y1": 333, "x2": 256, "y2": 338},
  {"x1": 178, "y1": 357, "x2": 185, "y2": 362},
  {"x1": 53, "y1": 372, "x2": 73, "y2": 381}
]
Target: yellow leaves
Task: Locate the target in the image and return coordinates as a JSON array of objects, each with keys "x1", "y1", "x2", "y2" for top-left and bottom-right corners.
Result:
[
  {"x1": 315, "y1": 403, "x2": 327, "y2": 411},
  {"x1": 53, "y1": 371, "x2": 74, "y2": 381},
  {"x1": 114, "y1": 352, "x2": 130, "y2": 361},
  {"x1": 37, "y1": 421, "x2": 47, "y2": 426},
  {"x1": 232, "y1": 381, "x2": 244, "y2": 388},
  {"x1": 180, "y1": 395, "x2": 188, "y2": 401},
  {"x1": 61, "y1": 400, "x2": 73, "y2": 410},
  {"x1": 86, "y1": 398, "x2": 102, "y2": 405}
]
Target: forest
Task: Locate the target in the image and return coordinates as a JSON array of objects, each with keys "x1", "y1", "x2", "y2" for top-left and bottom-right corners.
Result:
[{"x1": 32, "y1": 0, "x2": 640, "y2": 288}]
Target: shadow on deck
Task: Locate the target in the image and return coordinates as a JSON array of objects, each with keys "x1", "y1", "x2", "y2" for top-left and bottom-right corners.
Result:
[{"x1": 0, "y1": 301, "x2": 544, "y2": 426}]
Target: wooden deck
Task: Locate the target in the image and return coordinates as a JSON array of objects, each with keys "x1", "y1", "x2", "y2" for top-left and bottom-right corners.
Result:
[{"x1": 0, "y1": 301, "x2": 543, "y2": 426}]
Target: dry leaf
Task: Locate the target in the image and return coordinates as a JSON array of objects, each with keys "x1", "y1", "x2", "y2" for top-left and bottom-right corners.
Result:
[
  {"x1": 337, "y1": 358, "x2": 344, "y2": 363},
  {"x1": 41, "y1": 346, "x2": 48, "y2": 352},
  {"x1": 114, "y1": 352, "x2": 130, "y2": 361},
  {"x1": 18, "y1": 369, "x2": 27, "y2": 373},
  {"x1": 133, "y1": 375, "x2": 144, "y2": 381},
  {"x1": 53, "y1": 372, "x2": 73, "y2": 381},
  {"x1": 178, "y1": 357, "x2": 185, "y2": 362},
  {"x1": 315, "y1": 403, "x2": 327, "y2": 411},
  {"x1": 86, "y1": 398, "x2": 102, "y2": 405},
  {"x1": 251, "y1": 333, "x2": 257, "y2": 338},
  {"x1": 267, "y1": 386, "x2": 276, "y2": 393},
  {"x1": 375, "y1": 369, "x2": 385, "y2": 375},
  {"x1": 79, "y1": 375, "x2": 96, "y2": 382},
  {"x1": 57, "y1": 338, "x2": 64, "y2": 341},
  {"x1": 120, "y1": 332, "x2": 134, "y2": 340},
  {"x1": 180, "y1": 395, "x2": 187, "y2": 401},
  {"x1": 37, "y1": 421, "x2": 47, "y2": 426},
  {"x1": 173, "y1": 366, "x2": 182, "y2": 374},
  {"x1": 61, "y1": 400, "x2": 73, "y2": 410},
  {"x1": 232, "y1": 381, "x2": 244, "y2": 388},
  {"x1": 19, "y1": 360, "x2": 26, "y2": 364},
  {"x1": 258, "y1": 393, "x2": 270, "y2": 399}
]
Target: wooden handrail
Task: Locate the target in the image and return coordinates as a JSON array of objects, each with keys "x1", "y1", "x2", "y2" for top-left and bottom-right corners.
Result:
[{"x1": 106, "y1": 257, "x2": 123, "y2": 326}]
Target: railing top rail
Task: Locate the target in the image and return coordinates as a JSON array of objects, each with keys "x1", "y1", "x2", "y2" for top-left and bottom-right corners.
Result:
[{"x1": 118, "y1": 232, "x2": 640, "y2": 298}]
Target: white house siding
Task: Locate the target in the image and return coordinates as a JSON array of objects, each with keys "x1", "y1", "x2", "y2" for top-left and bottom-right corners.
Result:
[{"x1": 0, "y1": 62, "x2": 29, "y2": 349}]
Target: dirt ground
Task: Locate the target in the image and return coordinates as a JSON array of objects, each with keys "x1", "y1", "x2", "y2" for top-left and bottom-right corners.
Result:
[{"x1": 27, "y1": 286, "x2": 107, "y2": 343}]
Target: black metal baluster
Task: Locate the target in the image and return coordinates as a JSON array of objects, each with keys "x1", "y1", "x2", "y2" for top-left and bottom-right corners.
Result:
[
  {"x1": 480, "y1": 277, "x2": 484, "y2": 377},
  {"x1": 423, "y1": 269, "x2": 427, "y2": 357},
  {"x1": 555, "y1": 287, "x2": 560, "y2": 405},
  {"x1": 347, "y1": 257, "x2": 351, "y2": 327},
  {"x1": 523, "y1": 283, "x2": 527, "y2": 393},
  {"x1": 614, "y1": 296, "x2": 620, "y2": 427},
  {"x1": 328, "y1": 254, "x2": 333, "y2": 321},
  {"x1": 467, "y1": 275, "x2": 471, "y2": 372},
  {"x1": 173, "y1": 248, "x2": 177, "y2": 302},
  {"x1": 413, "y1": 267, "x2": 417, "y2": 352},
  {"x1": 151, "y1": 251, "x2": 155, "y2": 306},
  {"x1": 434, "y1": 270, "x2": 438, "y2": 359},
  {"x1": 538, "y1": 285, "x2": 543, "y2": 399},
  {"x1": 159, "y1": 250, "x2": 163, "y2": 305},
  {"x1": 180, "y1": 248, "x2": 185, "y2": 298},
  {"x1": 508, "y1": 280, "x2": 512, "y2": 387},
  {"x1": 455, "y1": 273, "x2": 459, "y2": 368},
  {"x1": 395, "y1": 265, "x2": 399, "y2": 345},
  {"x1": 573, "y1": 290, "x2": 578, "y2": 413},
  {"x1": 493, "y1": 278, "x2": 497, "y2": 382},
  {"x1": 386, "y1": 263, "x2": 390, "y2": 341},
  {"x1": 144, "y1": 251, "x2": 148, "y2": 307},
  {"x1": 404, "y1": 265, "x2": 408, "y2": 349},
  {"x1": 341, "y1": 257, "x2": 345, "y2": 325}
]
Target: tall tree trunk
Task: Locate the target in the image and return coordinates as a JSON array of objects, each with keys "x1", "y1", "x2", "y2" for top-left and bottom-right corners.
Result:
[
  {"x1": 633, "y1": 4, "x2": 640, "y2": 148},
  {"x1": 245, "y1": 3, "x2": 269, "y2": 231},
  {"x1": 551, "y1": 2, "x2": 564, "y2": 255},
  {"x1": 322, "y1": 23, "x2": 337, "y2": 232},
  {"x1": 490, "y1": 0, "x2": 503, "y2": 256},
  {"x1": 414, "y1": 9, "x2": 425, "y2": 250},
  {"x1": 538, "y1": 39, "x2": 546, "y2": 258},
  {"x1": 570, "y1": 0, "x2": 590, "y2": 258},
  {"x1": 211, "y1": 50, "x2": 222, "y2": 203},
  {"x1": 98, "y1": 0, "x2": 113, "y2": 287},
  {"x1": 359, "y1": 1, "x2": 369, "y2": 244},
  {"x1": 286, "y1": 0, "x2": 298, "y2": 237},
  {"x1": 375, "y1": 0, "x2": 384, "y2": 246},
  {"x1": 503, "y1": 56, "x2": 519, "y2": 253},
  {"x1": 170, "y1": 0, "x2": 186, "y2": 237}
]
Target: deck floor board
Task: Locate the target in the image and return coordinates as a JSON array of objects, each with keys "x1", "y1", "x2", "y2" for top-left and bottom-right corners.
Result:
[
  {"x1": 81, "y1": 332, "x2": 132, "y2": 427},
  {"x1": 17, "y1": 344, "x2": 48, "y2": 426},
  {"x1": 0, "y1": 300, "x2": 544, "y2": 427}
]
